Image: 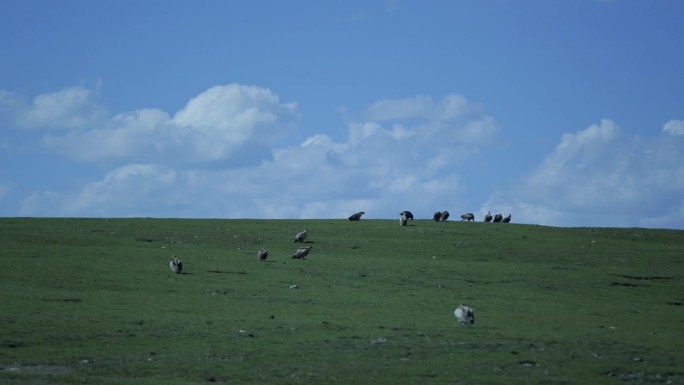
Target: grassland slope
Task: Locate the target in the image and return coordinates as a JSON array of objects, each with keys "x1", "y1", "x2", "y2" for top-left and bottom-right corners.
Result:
[{"x1": 1, "y1": 218, "x2": 682, "y2": 384}]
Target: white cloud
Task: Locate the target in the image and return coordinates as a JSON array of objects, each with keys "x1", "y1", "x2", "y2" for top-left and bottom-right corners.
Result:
[
  {"x1": 172, "y1": 84, "x2": 298, "y2": 160},
  {"x1": 348, "y1": 122, "x2": 414, "y2": 146},
  {"x1": 20, "y1": 164, "x2": 178, "y2": 217},
  {"x1": 43, "y1": 108, "x2": 174, "y2": 161},
  {"x1": 15, "y1": 85, "x2": 682, "y2": 229},
  {"x1": 552, "y1": 119, "x2": 619, "y2": 164},
  {"x1": 365, "y1": 95, "x2": 434, "y2": 121},
  {"x1": 9, "y1": 86, "x2": 108, "y2": 130},
  {"x1": 67, "y1": 164, "x2": 178, "y2": 215},
  {"x1": 365, "y1": 94, "x2": 471, "y2": 122},
  {"x1": 15, "y1": 89, "x2": 488, "y2": 219},
  {"x1": 486, "y1": 119, "x2": 684, "y2": 228},
  {"x1": 663, "y1": 119, "x2": 684, "y2": 136},
  {"x1": 38, "y1": 84, "x2": 299, "y2": 164}
]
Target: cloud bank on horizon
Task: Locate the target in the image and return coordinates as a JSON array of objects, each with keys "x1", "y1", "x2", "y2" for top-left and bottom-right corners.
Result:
[{"x1": 1, "y1": 84, "x2": 682, "y2": 229}]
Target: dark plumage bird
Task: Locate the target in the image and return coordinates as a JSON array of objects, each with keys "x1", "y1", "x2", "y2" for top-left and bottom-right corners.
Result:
[
  {"x1": 169, "y1": 256, "x2": 183, "y2": 274},
  {"x1": 292, "y1": 246, "x2": 312, "y2": 259},
  {"x1": 399, "y1": 211, "x2": 414, "y2": 220},
  {"x1": 454, "y1": 303, "x2": 475, "y2": 326},
  {"x1": 493, "y1": 213, "x2": 503, "y2": 222},
  {"x1": 440, "y1": 211, "x2": 450, "y2": 221},
  {"x1": 460, "y1": 213, "x2": 475, "y2": 221},
  {"x1": 294, "y1": 228, "x2": 308, "y2": 243},
  {"x1": 484, "y1": 211, "x2": 493, "y2": 222},
  {"x1": 502, "y1": 214, "x2": 511, "y2": 223},
  {"x1": 257, "y1": 248, "x2": 268, "y2": 261},
  {"x1": 348, "y1": 211, "x2": 365, "y2": 221},
  {"x1": 433, "y1": 211, "x2": 442, "y2": 221}
]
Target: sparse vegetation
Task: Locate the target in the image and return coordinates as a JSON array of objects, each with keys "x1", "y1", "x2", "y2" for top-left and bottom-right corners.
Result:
[{"x1": 1, "y1": 218, "x2": 683, "y2": 384}]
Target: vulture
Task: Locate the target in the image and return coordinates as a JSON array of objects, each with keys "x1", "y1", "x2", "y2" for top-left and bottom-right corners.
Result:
[
  {"x1": 257, "y1": 248, "x2": 268, "y2": 261},
  {"x1": 399, "y1": 211, "x2": 412, "y2": 226},
  {"x1": 433, "y1": 211, "x2": 442, "y2": 221},
  {"x1": 348, "y1": 211, "x2": 365, "y2": 221},
  {"x1": 399, "y1": 211, "x2": 414, "y2": 220},
  {"x1": 169, "y1": 256, "x2": 183, "y2": 274},
  {"x1": 493, "y1": 213, "x2": 503, "y2": 223},
  {"x1": 292, "y1": 246, "x2": 312, "y2": 259},
  {"x1": 440, "y1": 211, "x2": 450, "y2": 221},
  {"x1": 484, "y1": 211, "x2": 493, "y2": 222},
  {"x1": 294, "y1": 228, "x2": 308, "y2": 243},
  {"x1": 460, "y1": 213, "x2": 475, "y2": 221},
  {"x1": 502, "y1": 214, "x2": 511, "y2": 223},
  {"x1": 454, "y1": 303, "x2": 475, "y2": 326}
]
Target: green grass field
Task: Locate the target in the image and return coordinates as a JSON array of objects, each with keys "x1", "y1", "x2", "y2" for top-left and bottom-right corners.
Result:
[{"x1": 1, "y1": 218, "x2": 682, "y2": 384}]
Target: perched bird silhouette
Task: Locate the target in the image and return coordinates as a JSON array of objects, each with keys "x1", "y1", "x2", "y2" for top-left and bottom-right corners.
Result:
[
  {"x1": 484, "y1": 211, "x2": 493, "y2": 222},
  {"x1": 294, "y1": 228, "x2": 308, "y2": 243},
  {"x1": 292, "y1": 246, "x2": 312, "y2": 259},
  {"x1": 454, "y1": 303, "x2": 475, "y2": 326},
  {"x1": 434, "y1": 211, "x2": 450, "y2": 221},
  {"x1": 502, "y1": 214, "x2": 511, "y2": 223},
  {"x1": 169, "y1": 256, "x2": 183, "y2": 274}
]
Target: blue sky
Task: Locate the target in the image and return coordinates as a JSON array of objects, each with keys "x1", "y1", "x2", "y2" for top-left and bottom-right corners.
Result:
[{"x1": 1, "y1": 0, "x2": 683, "y2": 228}]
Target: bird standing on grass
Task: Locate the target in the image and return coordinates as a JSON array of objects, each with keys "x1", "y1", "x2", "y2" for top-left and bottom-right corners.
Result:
[
  {"x1": 169, "y1": 256, "x2": 183, "y2": 273},
  {"x1": 257, "y1": 248, "x2": 268, "y2": 261},
  {"x1": 294, "y1": 228, "x2": 308, "y2": 242},
  {"x1": 292, "y1": 246, "x2": 312, "y2": 259},
  {"x1": 399, "y1": 211, "x2": 413, "y2": 226},
  {"x1": 454, "y1": 303, "x2": 475, "y2": 325}
]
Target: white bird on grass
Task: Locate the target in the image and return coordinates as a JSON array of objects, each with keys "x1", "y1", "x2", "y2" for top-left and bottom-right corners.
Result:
[
  {"x1": 257, "y1": 248, "x2": 268, "y2": 261},
  {"x1": 169, "y1": 256, "x2": 183, "y2": 274},
  {"x1": 294, "y1": 228, "x2": 308, "y2": 243},
  {"x1": 454, "y1": 303, "x2": 475, "y2": 325},
  {"x1": 292, "y1": 246, "x2": 312, "y2": 259}
]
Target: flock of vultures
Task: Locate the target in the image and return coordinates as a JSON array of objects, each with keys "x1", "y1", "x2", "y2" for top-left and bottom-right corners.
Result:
[
  {"x1": 347, "y1": 210, "x2": 511, "y2": 224},
  {"x1": 169, "y1": 227, "x2": 313, "y2": 274},
  {"x1": 167, "y1": 210, "x2": 496, "y2": 325}
]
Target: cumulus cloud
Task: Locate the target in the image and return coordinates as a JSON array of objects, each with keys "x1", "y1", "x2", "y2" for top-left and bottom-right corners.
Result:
[
  {"x1": 20, "y1": 164, "x2": 178, "y2": 217},
  {"x1": 2, "y1": 86, "x2": 108, "y2": 130},
  {"x1": 8, "y1": 84, "x2": 683, "y2": 229},
  {"x1": 43, "y1": 108, "x2": 174, "y2": 162},
  {"x1": 14, "y1": 89, "x2": 492, "y2": 219},
  {"x1": 22, "y1": 149, "x2": 464, "y2": 219},
  {"x1": 38, "y1": 84, "x2": 299, "y2": 164},
  {"x1": 350, "y1": 94, "x2": 497, "y2": 177},
  {"x1": 663, "y1": 119, "x2": 684, "y2": 136},
  {"x1": 172, "y1": 84, "x2": 298, "y2": 160},
  {"x1": 486, "y1": 119, "x2": 684, "y2": 228}
]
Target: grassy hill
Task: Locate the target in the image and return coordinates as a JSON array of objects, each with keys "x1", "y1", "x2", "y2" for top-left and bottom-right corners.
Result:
[{"x1": 1, "y1": 218, "x2": 682, "y2": 384}]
